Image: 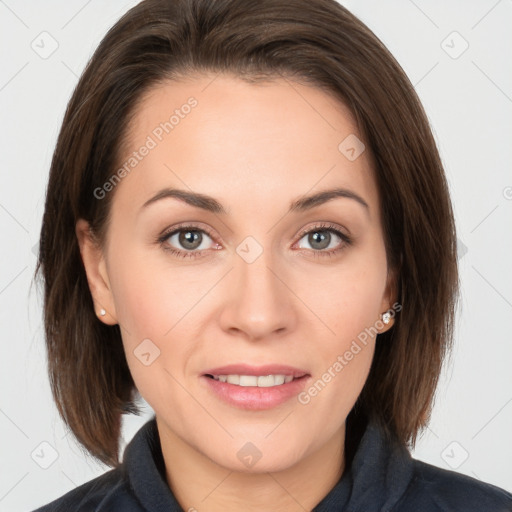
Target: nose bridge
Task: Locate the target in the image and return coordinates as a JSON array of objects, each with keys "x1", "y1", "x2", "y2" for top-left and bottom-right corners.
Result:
[
  {"x1": 218, "y1": 238, "x2": 295, "y2": 339},
  {"x1": 238, "y1": 244, "x2": 279, "y2": 299}
]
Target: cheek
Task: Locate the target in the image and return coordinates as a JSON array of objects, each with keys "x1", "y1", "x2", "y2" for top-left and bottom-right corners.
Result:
[
  {"x1": 107, "y1": 258, "x2": 190, "y2": 409},
  {"x1": 110, "y1": 264, "x2": 164, "y2": 339},
  {"x1": 291, "y1": 244, "x2": 386, "y2": 404},
  {"x1": 293, "y1": 249, "x2": 388, "y2": 344},
  {"x1": 295, "y1": 271, "x2": 381, "y2": 439},
  {"x1": 108, "y1": 244, "x2": 209, "y2": 338},
  {"x1": 105, "y1": 247, "x2": 214, "y2": 386}
]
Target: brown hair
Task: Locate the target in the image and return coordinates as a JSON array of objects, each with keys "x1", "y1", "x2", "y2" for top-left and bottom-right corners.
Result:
[{"x1": 35, "y1": 0, "x2": 458, "y2": 467}]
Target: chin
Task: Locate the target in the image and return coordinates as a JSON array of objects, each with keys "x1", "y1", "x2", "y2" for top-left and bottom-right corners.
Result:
[
  {"x1": 220, "y1": 452, "x2": 303, "y2": 474},
  {"x1": 201, "y1": 436, "x2": 311, "y2": 474}
]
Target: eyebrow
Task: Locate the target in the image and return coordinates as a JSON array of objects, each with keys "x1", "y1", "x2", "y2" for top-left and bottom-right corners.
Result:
[{"x1": 140, "y1": 186, "x2": 369, "y2": 215}]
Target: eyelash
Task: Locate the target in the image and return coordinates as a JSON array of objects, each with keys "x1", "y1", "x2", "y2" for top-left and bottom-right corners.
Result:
[{"x1": 157, "y1": 222, "x2": 352, "y2": 260}]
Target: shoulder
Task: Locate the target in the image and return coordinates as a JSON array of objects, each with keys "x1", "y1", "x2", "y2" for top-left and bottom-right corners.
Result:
[
  {"x1": 397, "y1": 458, "x2": 512, "y2": 512},
  {"x1": 31, "y1": 466, "x2": 142, "y2": 512}
]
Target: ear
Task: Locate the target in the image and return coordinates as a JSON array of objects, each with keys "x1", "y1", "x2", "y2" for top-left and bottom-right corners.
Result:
[
  {"x1": 378, "y1": 265, "x2": 399, "y2": 334},
  {"x1": 75, "y1": 219, "x2": 118, "y2": 325}
]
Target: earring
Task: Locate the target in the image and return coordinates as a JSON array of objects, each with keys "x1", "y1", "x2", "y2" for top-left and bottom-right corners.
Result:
[
  {"x1": 99, "y1": 308, "x2": 106, "y2": 317},
  {"x1": 382, "y1": 311, "x2": 391, "y2": 325}
]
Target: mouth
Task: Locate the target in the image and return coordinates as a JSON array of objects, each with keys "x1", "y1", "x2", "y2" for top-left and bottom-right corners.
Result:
[{"x1": 200, "y1": 364, "x2": 310, "y2": 410}]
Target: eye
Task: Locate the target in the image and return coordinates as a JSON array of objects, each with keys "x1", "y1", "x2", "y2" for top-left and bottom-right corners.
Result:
[
  {"x1": 157, "y1": 221, "x2": 352, "y2": 260},
  {"x1": 157, "y1": 224, "x2": 220, "y2": 259},
  {"x1": 295, "y1": 222, "x2": 352, "y2": 257}
]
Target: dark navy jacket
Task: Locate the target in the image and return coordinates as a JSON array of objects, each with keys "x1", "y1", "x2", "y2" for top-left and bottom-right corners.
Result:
[{"x1": 33, "y1": 416, "x2": 512, "y2": 511}]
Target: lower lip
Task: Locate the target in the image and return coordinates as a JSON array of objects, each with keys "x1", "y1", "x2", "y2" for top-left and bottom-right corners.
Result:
[{"x1": 201, "y1": 375, "x2": 310, "y2": 410}]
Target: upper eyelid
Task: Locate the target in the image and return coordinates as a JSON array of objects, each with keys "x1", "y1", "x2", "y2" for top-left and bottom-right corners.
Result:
[
  {"x1": 296, "y1": 223, "x2": 349, "y2": 238},
  {"x1": 161, "y1": 222, "x2": 215, "y2": 239}
]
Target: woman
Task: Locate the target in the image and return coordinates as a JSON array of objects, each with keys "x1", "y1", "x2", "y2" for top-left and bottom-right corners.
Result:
[{"x1": 32, "y1": 0, "x2": 512, "y2": 510}]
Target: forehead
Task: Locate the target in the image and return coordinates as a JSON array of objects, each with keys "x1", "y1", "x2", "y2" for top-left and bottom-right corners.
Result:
[{"x1": 114, "y1": 73, "x2": 379, "y2": 218}]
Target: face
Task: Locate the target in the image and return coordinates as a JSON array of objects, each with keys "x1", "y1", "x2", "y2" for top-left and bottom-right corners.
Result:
[{"x1": 77, "y1": 73, "x2": 395, "y2": 473}]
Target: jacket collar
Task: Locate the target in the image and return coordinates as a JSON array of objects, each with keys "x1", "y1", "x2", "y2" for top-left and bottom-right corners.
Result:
[{"x1": 314, "y1": 420, "x2": 414, "y2": 511}]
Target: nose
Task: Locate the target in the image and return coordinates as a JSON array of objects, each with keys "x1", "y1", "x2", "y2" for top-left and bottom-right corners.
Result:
[{"x1": 218, "y1": 246, "x2": 297, "y2": 341}]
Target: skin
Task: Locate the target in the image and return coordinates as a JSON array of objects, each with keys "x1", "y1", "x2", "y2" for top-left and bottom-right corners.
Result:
[{"x1": 76, "y1": 73, "x2": 396, "y2": 512}]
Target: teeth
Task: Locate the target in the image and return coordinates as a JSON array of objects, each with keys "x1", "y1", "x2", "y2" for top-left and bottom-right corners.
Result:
[
  {"x1": 226, "y1": 375, "x2": 240, "y2": 385},
  {"x1": 212, "y1": 374, "x2": 295, "y2": 387}
]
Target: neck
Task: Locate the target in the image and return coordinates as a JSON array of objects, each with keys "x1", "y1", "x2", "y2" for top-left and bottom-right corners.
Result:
[{"x1": 157, "y1": 420, "x2": 346, "y2": 512}]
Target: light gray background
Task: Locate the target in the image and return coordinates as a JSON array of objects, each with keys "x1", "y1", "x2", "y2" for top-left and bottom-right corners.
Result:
[{"x1": 1, "y1": 1, "x2": 511, "y2": 510}]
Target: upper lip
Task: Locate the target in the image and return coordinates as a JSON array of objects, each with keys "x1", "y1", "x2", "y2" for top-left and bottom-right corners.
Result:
[{"x1": 203, "y1": 364, "x2": 309, "y2": 378}]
